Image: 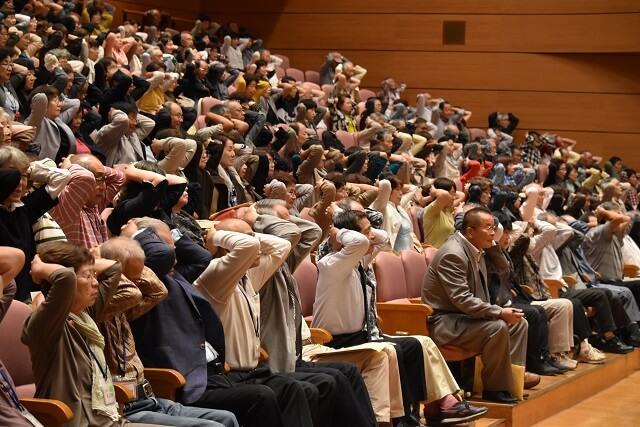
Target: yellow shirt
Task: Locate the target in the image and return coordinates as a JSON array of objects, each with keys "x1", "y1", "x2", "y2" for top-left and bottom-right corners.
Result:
[
  {"x1": 422, "y1": 202, "x2": 455, "y2": 248},
  {"x1": 137, "y1": 87, "x2": 165, "y2": 114}
]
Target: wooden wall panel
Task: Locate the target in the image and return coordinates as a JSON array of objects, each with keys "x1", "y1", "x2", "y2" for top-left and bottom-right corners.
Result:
[
  {"x1": 110, "y1": 0, "x2": 201, "y2": 26},
  {"x1": 384, "y1": 88, "x2": 640, "y2": 134},
  {"x1": 275, "y1": 50, "x2": 640, "y2": 94},
  {"x1": 212, "y1": 13, "x2": 640, "y2": 53},
  {"x1": 211, "y1": 0, "x2": 640, "y2": 14}
]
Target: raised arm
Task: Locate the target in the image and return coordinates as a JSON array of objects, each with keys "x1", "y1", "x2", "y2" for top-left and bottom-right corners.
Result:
[
  {"x1": 195, "y1": 229, "x2": 260, "y2": 304},
  {"x1": 247, "y1": 232, "x2": 292, "y2": 292}
]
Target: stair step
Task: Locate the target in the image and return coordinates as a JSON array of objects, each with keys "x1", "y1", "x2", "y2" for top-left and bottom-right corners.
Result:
[
  {"x1": 466, "y1": 349, "x2": 640, "y2": 426},
  {"x1": 474, "y1": 418, "x2": 507, "y2": 427}
]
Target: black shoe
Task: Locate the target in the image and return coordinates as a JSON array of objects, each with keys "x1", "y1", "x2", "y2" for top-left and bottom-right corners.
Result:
[
  {"x1": 596, "y1": 337, "x2": 634, "y2": 354},
  {"x1": 527, "y1": 359, "x2": 563, "y2": 376},
  {"x1": 544, "y1": 355, "x2": 570, "y2": 373},
  {"x1": 482, "y1": 390, "x2": 518, "y2": 404},
  {"x1": 625, "y1": 332, "x2": 640, "y2": 347},
  {"x1": 429, "y1": 401, "x2": 488, "y2": 425}
]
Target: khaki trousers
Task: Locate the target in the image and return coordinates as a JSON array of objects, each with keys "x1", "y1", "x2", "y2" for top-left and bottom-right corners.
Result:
[
  {"x1": 303, "y1": 343, "x2": 404, "y2": 422},
  {"x1": 531, "y1": 299, "x2": 573, "y2": 353}
]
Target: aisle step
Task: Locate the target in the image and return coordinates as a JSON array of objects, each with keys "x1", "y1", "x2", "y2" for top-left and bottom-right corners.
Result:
[{"x1": 467, "y1": 349, "x2": 640, "y2": 426}]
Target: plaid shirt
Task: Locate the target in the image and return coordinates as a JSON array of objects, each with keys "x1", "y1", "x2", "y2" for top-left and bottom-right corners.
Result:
[
  {"x1": 520, "y1": 140, "x2": 541, "y2": 167},
  {"x1": 51, "y1": 165, "x2": 125, "y2": 248}
]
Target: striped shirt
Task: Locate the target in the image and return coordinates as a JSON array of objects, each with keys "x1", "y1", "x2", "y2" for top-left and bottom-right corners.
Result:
[{"x1": 51, "y1": 165, "x2": 125, "y2": 249}]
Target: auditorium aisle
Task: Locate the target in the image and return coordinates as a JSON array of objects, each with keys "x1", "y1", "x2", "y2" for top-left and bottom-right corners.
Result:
[{"x1": 533, "y1": 370, "x2": 640, "y2": 426}]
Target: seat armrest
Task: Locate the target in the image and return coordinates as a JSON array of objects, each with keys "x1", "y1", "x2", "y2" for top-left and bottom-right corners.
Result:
[
  {"x1": 259, "y1": 347, "x2": 269, "y2": 364},
  {"x1": 624, "y1": 264, "x2": 639, "y2": 278},
  {"x1": 408, "y1": 297, "x2": 422, "y2": 304},
  {"x1": 113, "y1": 383, "x2": 134, "y2": 412},
  {"x1": 144, "y1": 368, "x2": 186, "y2": 401},
  {"x1": 21, "y1": 397, "x2": 73, "y2": 427},
  {"x1": 376, "y1": 302, "x2": 432, "y2": 336},
  {"x1": 562, "y1": 275, "x2": 578, "y2": 287},
  {"x1": 309, "y1": 327, "x2": 333, "y2": 345},
  {"x1": 543, "y1": 279, "x2": 564, "y2": 299}
]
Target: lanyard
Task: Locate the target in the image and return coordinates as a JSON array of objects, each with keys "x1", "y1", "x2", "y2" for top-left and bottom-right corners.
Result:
[
  {"x1": 0, "y1": 368, "x2": 23, "y2": 410},
  {"x1": 80, "y1": 337, "x2": 109, "y2": 380},
  {"x1": 111, "y1": 321, "x2": 127, "y2": 377},
  {"x1": 240, "y1": 276, "x2": 260, "y2": 338}
]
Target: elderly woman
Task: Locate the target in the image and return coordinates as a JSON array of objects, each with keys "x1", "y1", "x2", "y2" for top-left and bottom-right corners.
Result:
[
  {"x1": 26, "y1": 84, "x2": 80, "y2": 162},
  {"x1": 22, "y1": 241, "x2": 156, "y2": 426},
  {"x1": 0, "y1": 146, "x2": 70, "y2": 300}
]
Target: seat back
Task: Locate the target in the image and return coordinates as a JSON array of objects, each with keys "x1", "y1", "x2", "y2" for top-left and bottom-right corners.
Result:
[
  {"x1": 273, "y1": 54, "x2": 290, "y2": 70},
  {"x1": 305, "y1": 70, "x2": 320, "y2": 84},
  {"x1": 293, "y1": 257, "x2": 318, "y2": 317},
  {"x1": 286, "y1": 68, "x2": 305, "y2": 83},
  {"x1": 400, "y1": 250, "x2": 428, "y2": 299},
  {"x1": 299, "y1": 207, "x2": 315, "y2": 223},
  {"x1": 275, "y1": 66, "x2": 286, "y2": 79},
  {"x1": 359, "y1": 88, "x2": 376, "y2": 101},
  {"x1": 423, "y1": 246, "x2": 438, "y2": 266},
  {"x1": 335, "y1": 130, "x2": 357, "y2": 149},
  {"x1": 0, "y1": 300, "x2": 36, "y2": 397},
  {"x1": 373, "y1": 251, "x2": 408, "y2": 302},
  {"x1": 301, "y1": 81, "x2": 321, "y2": 91}
]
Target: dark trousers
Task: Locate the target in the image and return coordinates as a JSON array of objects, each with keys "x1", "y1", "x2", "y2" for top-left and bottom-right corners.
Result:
[
  {"x1": 513, "y1": 302, "x2": 549, "y2": 366},
  {"x1": 605, "y1": 279, "x2": 640, "y2": 308},
  {"x1": 193, "y1": 370, "x2": 312, "y2": 427},
  {"x1": 289, "y1": 370, "x2": 336, "y2": 427},
  {"x1": 561, "y1": 288, "x2": 625, "y2": 333},
  {"x1": 566, "y1": 297, "x2": 592, "y2": 341},
  {"x1": 296, "y1": 360, "x2": 377, "y2": 427}
]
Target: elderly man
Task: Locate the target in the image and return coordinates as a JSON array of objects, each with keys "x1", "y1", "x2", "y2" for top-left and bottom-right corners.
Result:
[{"x1": 423, "y1": 207, "x2": 528, "y2": 404}]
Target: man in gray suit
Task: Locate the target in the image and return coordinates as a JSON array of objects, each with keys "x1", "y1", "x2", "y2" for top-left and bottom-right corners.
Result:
[{"x1": 423, "y1": 207, "x2": 528, "y2": 404}]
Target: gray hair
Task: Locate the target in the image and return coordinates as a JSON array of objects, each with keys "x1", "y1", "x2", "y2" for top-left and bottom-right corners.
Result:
[
  {"x1": 254, "y1": 198, "x2": 286, "y2": 216},
  {"x1": 100, "y1": 236, "x2": 145, "y2": 265}
]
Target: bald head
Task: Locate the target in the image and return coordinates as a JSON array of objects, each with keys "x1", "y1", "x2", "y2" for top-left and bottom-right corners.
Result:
[
  {"x1": 217, "y1": 218, "x2": 254, "y2": 235},
  {"x1": 70, "y1": 154, "x2": 103, "y2": 173}
]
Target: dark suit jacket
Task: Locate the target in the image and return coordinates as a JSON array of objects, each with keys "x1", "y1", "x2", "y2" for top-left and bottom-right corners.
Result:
[{"x1": 131, "y1": 228, "x2": 226, "y2": 405}]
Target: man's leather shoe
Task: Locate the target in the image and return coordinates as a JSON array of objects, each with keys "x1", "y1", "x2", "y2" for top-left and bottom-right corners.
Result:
[
  {"x1": 625, "y1": 333, "x2": 640, "y2": 347},
  {"x1": 596, "y1": 337, "x2": 634, "y2": 354},
  {"x1": 524, "y1": 372, "x2": 541, "y2": 389},
  {"x1": 544, "y1": 355, "x2": 570, "y2": 373},
  {"x1": 527, "y1": 360, "x2": 563, "y2": 376},
  {"x1": 482, "y1": 390, "x2": 518, "y2": 404}
]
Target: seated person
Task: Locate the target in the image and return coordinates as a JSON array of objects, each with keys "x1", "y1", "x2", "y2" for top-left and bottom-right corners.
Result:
[
  {"x1": 313, "y1": 206, "x2": 487, "y2": 424},
  {"x1": 423, "y1": 207, "x2": 528, "y2": 404},
  {"x1": 0, "y1": 247, "x2": 44, "y2": 427},
  {"x1": 22, "y1": 241, "x2": 153, "y2": 426},
  {"x1": 98, "y1": 236, "x2": 238, "y2": 427}
]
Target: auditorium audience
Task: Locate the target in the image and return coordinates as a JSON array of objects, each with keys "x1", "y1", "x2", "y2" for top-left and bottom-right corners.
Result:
[{"x1": 0, "y1": 4, "x2": 638, "y2": 426}]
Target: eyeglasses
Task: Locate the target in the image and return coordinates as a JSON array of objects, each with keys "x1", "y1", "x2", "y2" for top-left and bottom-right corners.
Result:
[
  {"x1": 0, "y1": 62, "x2": 13, "y2": 68},
  {"x1": 77, "y1": 271, "x2": 97, "y2": 281}
]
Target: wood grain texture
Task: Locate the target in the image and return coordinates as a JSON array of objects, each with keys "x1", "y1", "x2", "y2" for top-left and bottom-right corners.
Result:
[
  {"x1": 210, "y1": 12, "x2": 640, "y2": 53},
  {"x1": 269, "y1": 50, "x2": 640, "y2": 94},
  {"x1": 209, "y1": 0, "x2": 640, "y2": 14}
]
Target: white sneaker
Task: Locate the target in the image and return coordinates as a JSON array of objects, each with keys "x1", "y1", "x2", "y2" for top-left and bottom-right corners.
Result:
[{"x1": 578, "y1": 343, "x2": 606, "y2": 364}]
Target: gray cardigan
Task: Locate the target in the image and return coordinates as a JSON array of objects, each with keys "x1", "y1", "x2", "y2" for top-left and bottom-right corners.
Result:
[{"x1": 25, "y1": 93, "x2": 79, "y2": 161}]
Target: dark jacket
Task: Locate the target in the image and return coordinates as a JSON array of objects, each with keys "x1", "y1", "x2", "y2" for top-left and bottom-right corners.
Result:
[{"x1": 131, "y1": 229, "x2": 227, "y2": 404}]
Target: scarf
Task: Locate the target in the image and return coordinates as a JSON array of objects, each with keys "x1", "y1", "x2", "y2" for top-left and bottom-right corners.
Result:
[{"x1": 68, "y1": 312, "x2": 120, "y2": 422}]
